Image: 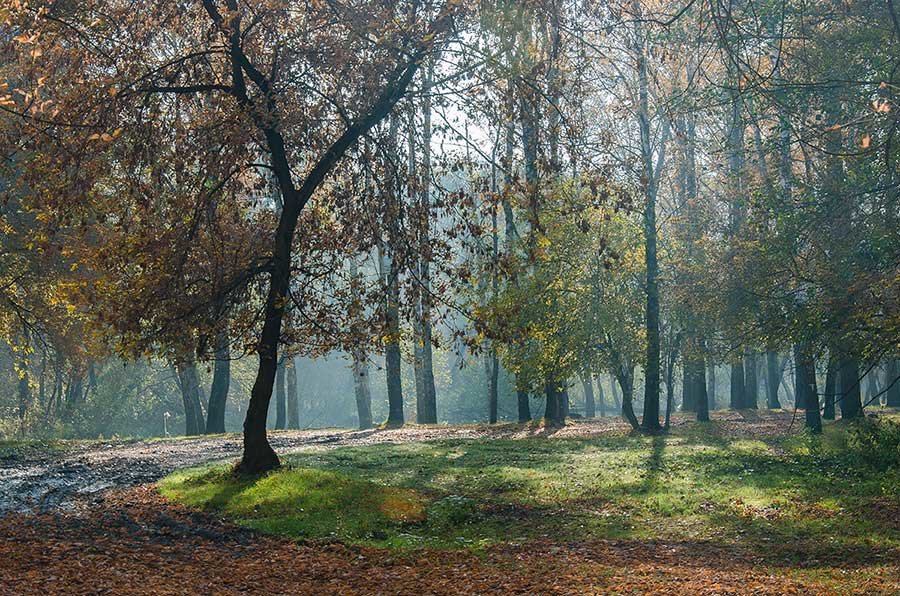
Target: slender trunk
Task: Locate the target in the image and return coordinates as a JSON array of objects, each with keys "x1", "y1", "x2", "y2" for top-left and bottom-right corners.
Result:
[
  {"x1": 707, "y1": 360, "x2": 716, "y2": 410},
  {"x1": 635, "y1": 0, "x2": 661, "y2": 433},
  {"x1": 351, "y1": 351, "x2": 373, "y2": 430},
  {"x1": 886, "y1": 360, "x2": 900, "y2": 407},
  {"x1": 274, "y1": 358, "x2": 287, "y2": 430},
  {"x1": 417, "y1": 58, "x2": 437, "y2": 424},
  {"x1": 694, "y1": 359, "x2": 710, "y2": 422},
  {"x1": 765, "y1": 351, "x2": 782, "y2": 409},
  {"x1": 617, "y1": 367, "x2": 639, "y2": 432},
  {"x1": 487, "y1": 352, "x2": 499, "y2": 424},
  {"x1": 823, "y1": 352, "x2": 837, "y2": 420},
  {"x1": 286, "y1": 356, "x2": 301, "y2": 430},
  {"x1": 205, "y1": 326, "x2": 230, "y2": 434},
  {"x1": 384, "y1": 115, "x2": 405, "y2": 428},
  {"x1": 595, "y1": 376, "x2": 607, "y2": 417},
  {"x1": 610, "y1": 375, "x2": 622, "y2": 411},
  {"x1": 16, "y1": 326, "x2": 30, "y2": 430}
]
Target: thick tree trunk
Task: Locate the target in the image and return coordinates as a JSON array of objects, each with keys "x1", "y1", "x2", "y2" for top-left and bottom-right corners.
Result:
[
  {"x1": 544, "y1": 380, "x2": 565, "y2": 427},
  {"x1": 176, "y1": 358, "x2": 205, "y2": 436},
  {"x1": 517, "y1": 389, "x2": 531, "y2": 422},
  {"x1": 707, "y1": 361, "x2": 716, "y2": 410},
  {"x1": 681, "y1": 365, "x2": 695, "y2": 412},
  {"x1": 730, "y1": 362, "x2": 746, "y2": 409},
  {"x1": 744, "y1": 352, "x2": 758, "y2": 409},
  {"x1": 794, "y1": 343, "x2": 822, "y2": 433},
  {"x1": 205, "y1": 326, "x2": 230, "y2": 434},
  {"x1": 286, "y1": 357, "x2": 301, "y2": 430},
  {"x1": 765, "y1": 351, "x2": 781, "y2": 409},
  {"x1": 351, "y1": 351, "x2": 373, "y2": 430},
  {"x1": 838, "y1": 357, "x2": 863, "y2": 419},
  {"x1": 274, "y1": 358, "x2": 286, "y2": 430}
]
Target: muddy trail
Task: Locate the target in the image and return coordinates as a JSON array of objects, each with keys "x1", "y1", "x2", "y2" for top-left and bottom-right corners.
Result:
[{"x1": 0, "y1": 411, "x2": 793, "y2": 515}]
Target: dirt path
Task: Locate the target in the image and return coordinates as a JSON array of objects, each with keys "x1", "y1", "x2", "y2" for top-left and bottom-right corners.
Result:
[{"x1": 0, "y1": 411, "x2": 794, "y2": 515}]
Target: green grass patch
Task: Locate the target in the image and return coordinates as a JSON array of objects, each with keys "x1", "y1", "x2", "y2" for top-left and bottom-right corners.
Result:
[{"x1": 159, "y1": 418, "x2": 900, "y2": 554}]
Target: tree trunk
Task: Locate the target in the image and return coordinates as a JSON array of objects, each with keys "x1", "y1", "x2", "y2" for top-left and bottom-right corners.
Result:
[
  {"x1": 286, "y1": 356, "x2": 301, "y2": 430},
  {"x1": 517, "y1": 389, "x2": 531, "y2": 422},
  {"x1": 383, "y1": 114, "x2": 405, "y2": 429},
  {"x1": 351, "y1": 351, "x2": 373, "y2": 430},
  {"x1": 794, "y1": 343, "x2": 822, "y2": 433},
  {"x1": 730, "y1": 362, "x2": 746, "y2": 409},
  {"x1": 744, "y1": 352, "x2": 758, "y2": 409},
  {"x1": 581, "y1": 368, "x2": 596, "y2": 418},
  {"x1": 544, "y1": 380, "x2": 565, "y2": 427},
  {"x1": 707, "y1": 360, "x2": 716, "y2": 410},
  {"x1": 838, "y1": 357, "x2": 863, "y2": 419},
  {"x1": 596, "y1": 376, "x2": 607, "y2": 417},
  {"x1": 823, "y1": 353, "x2": 837, "y2": 420},
  {"x1": 274, "y1": 358, "x2": 286, "y2": 430},
  {"x1": 635, "y1": 0, "x2": 661, "y2": 433},
  {"x1": 693, "y1": 359, "x2": 710, "y2": 422},
  {"x1": 16, "y1": 327, "x2": 30, "y2": 430},
  {"x1": 205, "y1": 326, "x2": 230, "y2": 434},
  {"x1": 176, "y1": 358, "x2": 205, "y2": 436},
  {"x1": 616, "y1": 367, "x2": 640, "y2": 432},
  {"x1": 487, "y1": 351, "x2": 499, "y2": 424},
  {"x1": 886, "y1": 360, "x2": 900, "y2": 407},
  {"x1": 765, "y1": 351, "x2": 781, "y2": 409}
]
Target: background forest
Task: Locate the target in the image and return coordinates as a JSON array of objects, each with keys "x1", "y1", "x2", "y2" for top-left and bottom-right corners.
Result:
[{"x1": 0, "y1": 0, "x2": 898, "y2": 445}]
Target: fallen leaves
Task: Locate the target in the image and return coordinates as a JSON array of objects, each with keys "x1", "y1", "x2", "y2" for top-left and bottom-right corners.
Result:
[{"x1": 0, "y1": 485, "x2": 897, "y2": 595}]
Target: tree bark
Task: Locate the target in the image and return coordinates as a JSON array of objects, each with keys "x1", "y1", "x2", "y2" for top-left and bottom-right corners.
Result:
[
  {"x1": 744, "y1": 352, "x2": 758, "y2": 409},
  {"x1": 205, "y1": 326, "x2": 231, "y2": 434},
  {"x1": 596, "y1": 376, "x2": 607, "y2": 417},
  {"x1": 274, "y1": 358, "x2": 286, "y2": 430},
  {"x1": 616, "y1": 367, "x2": 640, "y2": 432},
  {"x1": 838, "y1": 357, "x2": 863, "y2": 419},
  {"x1": 823, "y1": 352, "x2": 837, "y2": 420},
  {"x1": 351, "y1": 351, "x2": 373, "y2": 430},
  {"x1": 581, "y1": 368, "x2": 596, "y2": 418},
  {"x1": 544, "y1": 380, "x2": 565, "y2": 427},
  {"x1": 765, "y1": 351, "x2": 782, "y2": 409},
  {"x1": 517, "y1": 389, "x2": 531, "y2": 422},
  {"x1": 886, "y1": 360, "x2": 900, "y2": 407},
  {"x1": 794, "y1": 343, "x2": 822, "y2": 433},
  {"x1": 176, "y1": 357, "x2": 205, "y2": 436},
  {"x1": 635, "y1": 0, "x2": 661, "y2": 433},
  {"x1": 730, "y1": 362, "x2": 746, "y2": 409},
  {"x1": 286, "y1": 356, "x2": 301, "y2": 430}
]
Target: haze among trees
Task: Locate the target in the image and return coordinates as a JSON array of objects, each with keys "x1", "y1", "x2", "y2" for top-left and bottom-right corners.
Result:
[{"x1": 0, "y1": 1, "x2": 898, "y2": 593}]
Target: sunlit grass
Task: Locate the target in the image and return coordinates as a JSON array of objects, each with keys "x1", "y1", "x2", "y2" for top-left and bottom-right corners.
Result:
[{"x1": 159, "y1": 418, "x2": 899, "y2": 554}]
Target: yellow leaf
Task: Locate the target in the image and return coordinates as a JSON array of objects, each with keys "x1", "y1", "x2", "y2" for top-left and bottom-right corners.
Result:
[{"x1": 861, "y1": 134, "x2": 871, "y2": 149}]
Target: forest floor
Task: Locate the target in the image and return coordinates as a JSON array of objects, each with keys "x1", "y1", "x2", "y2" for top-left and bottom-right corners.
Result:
[{"x1": 1, "y1": 410, "x2": 898, "y2": 594}]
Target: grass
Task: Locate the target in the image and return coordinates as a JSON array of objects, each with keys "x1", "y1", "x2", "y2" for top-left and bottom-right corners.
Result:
[{"x1": 158, "y1": 417, "x2": 900, "y2": 556}]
